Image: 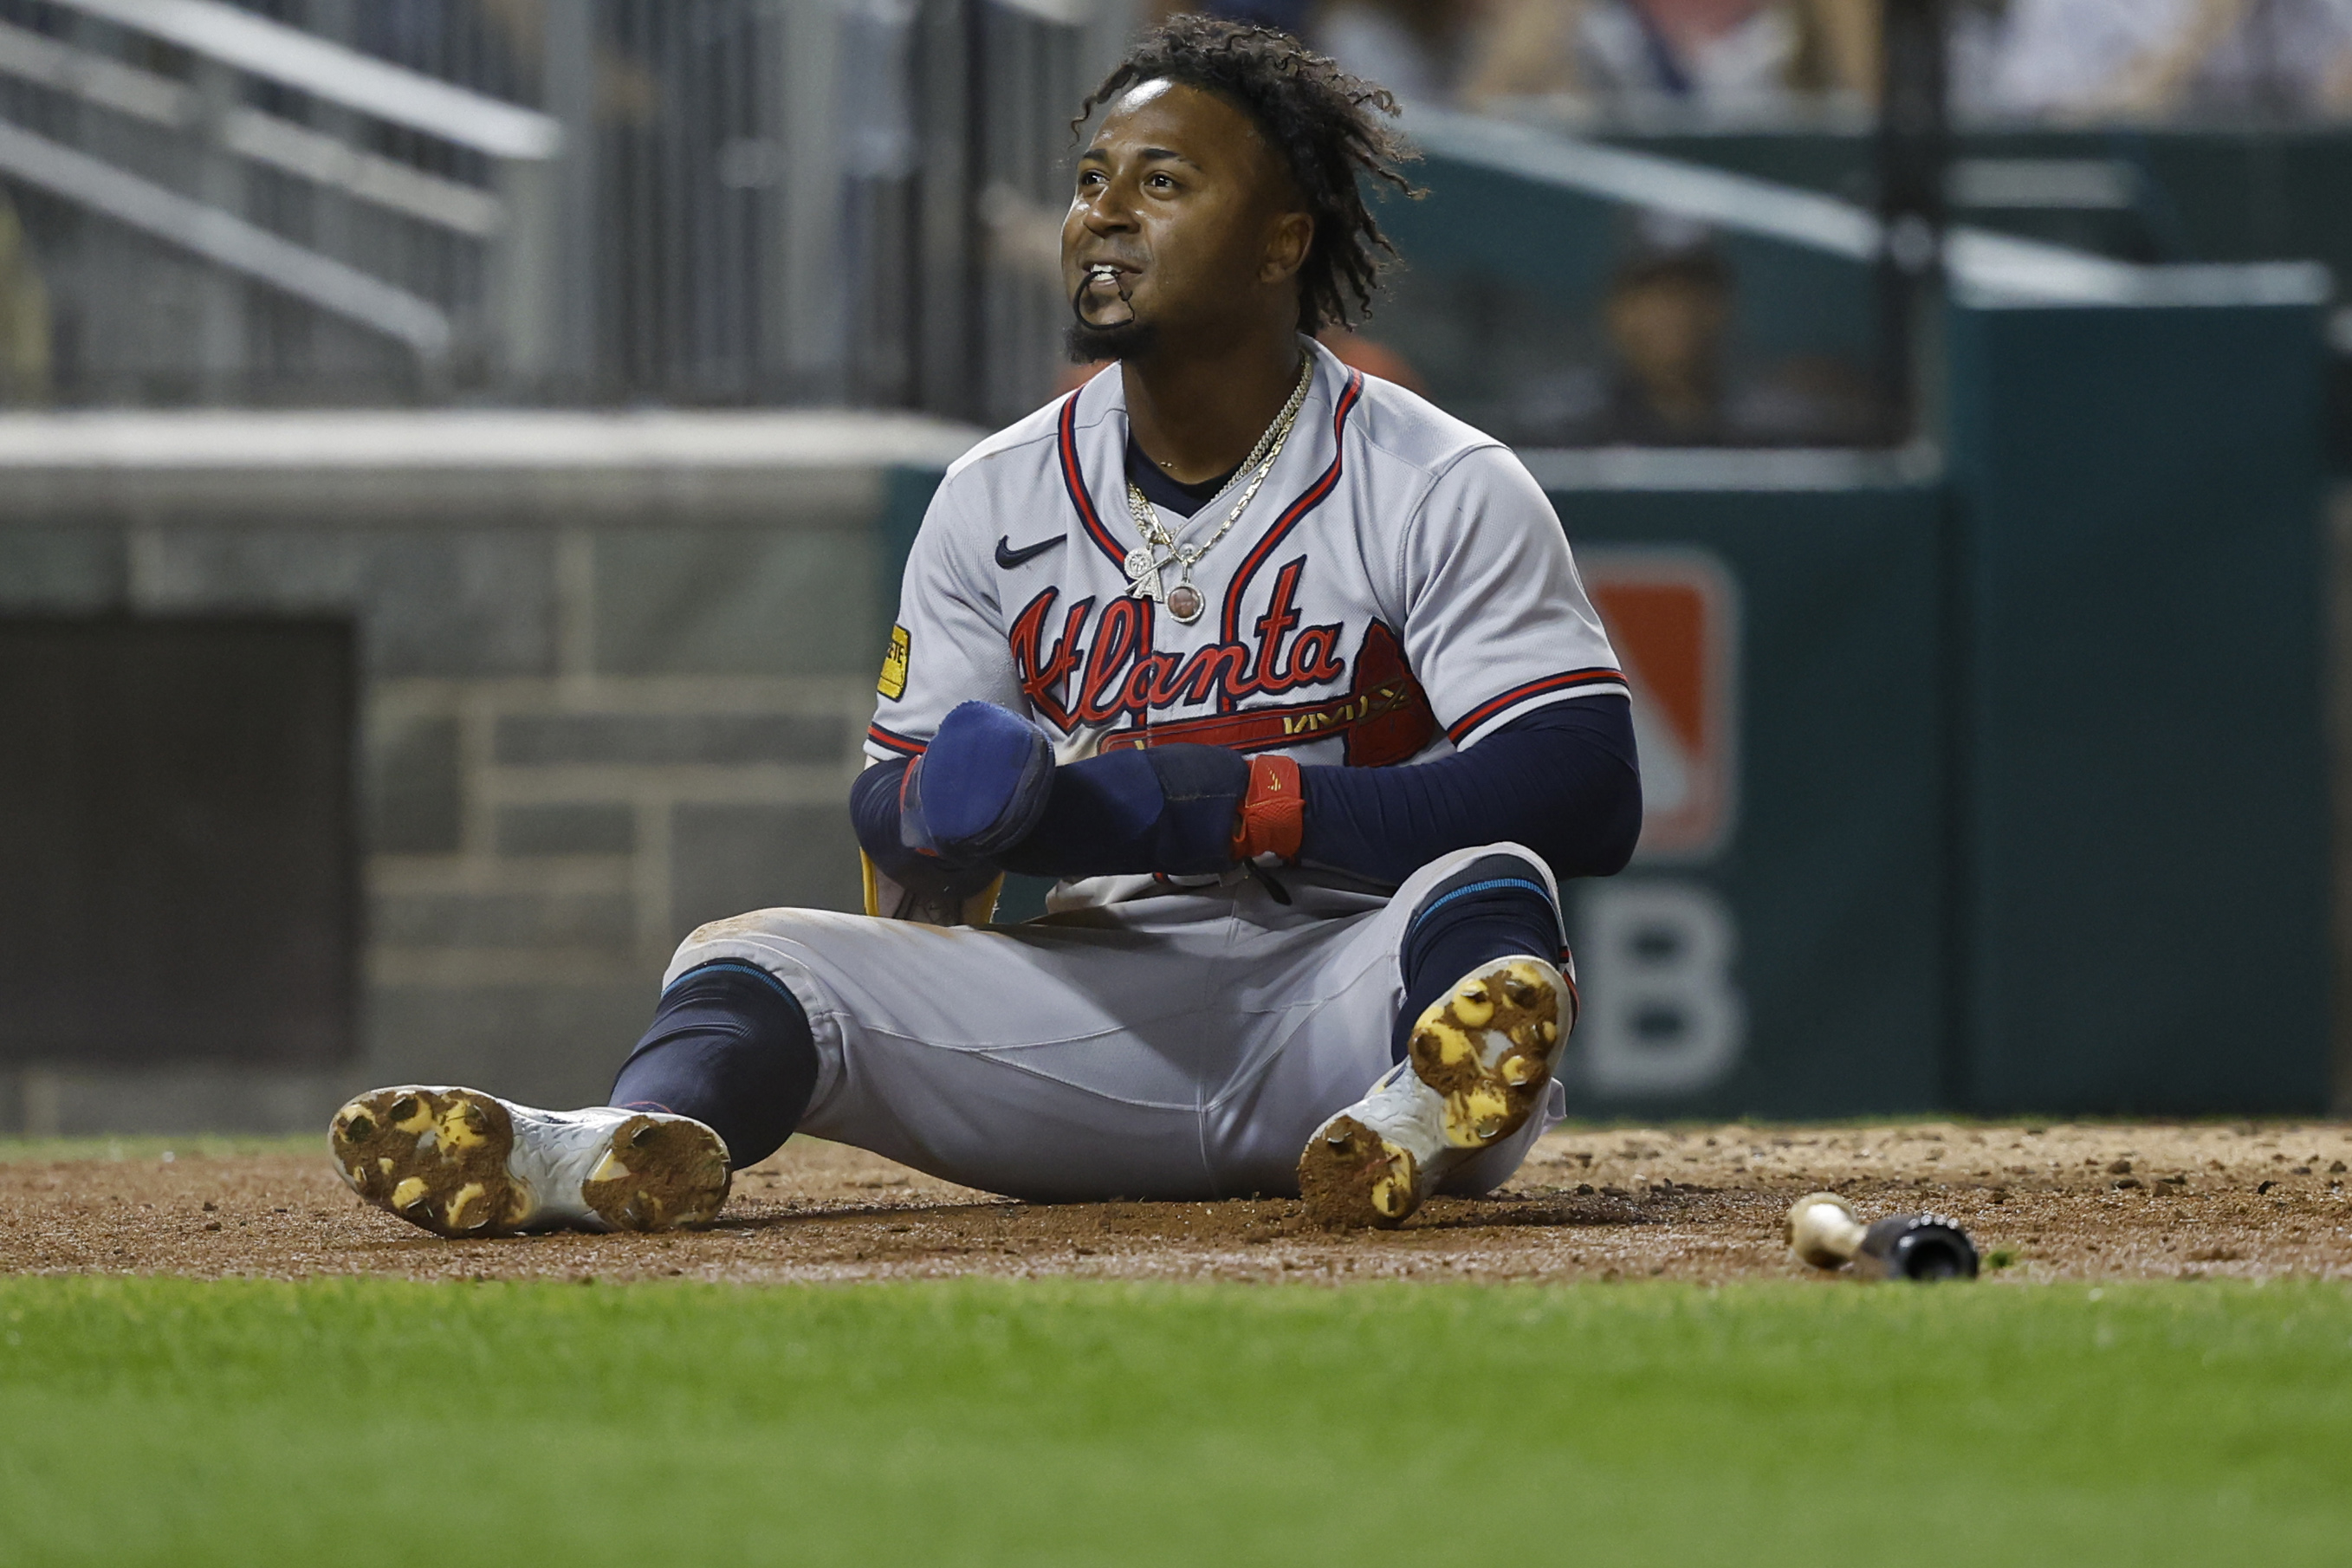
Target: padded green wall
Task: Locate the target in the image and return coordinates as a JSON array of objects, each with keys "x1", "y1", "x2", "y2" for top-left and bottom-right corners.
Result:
[
  {"x1": 1947, "y1": 299, "x2": 2332, "y2": 1113},
  {"x1": 1544, "y1": 483, "x2": 1950, "y2": 1119}
]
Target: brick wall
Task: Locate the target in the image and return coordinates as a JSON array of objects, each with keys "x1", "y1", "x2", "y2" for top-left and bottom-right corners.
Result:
[{"x1": 0, "y1": 411, "x2": 975, "y2": 1133}]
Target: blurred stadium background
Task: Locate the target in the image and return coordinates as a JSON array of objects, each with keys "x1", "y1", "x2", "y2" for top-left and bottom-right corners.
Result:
[{"x1": 0, "y1": 0, "x2": 2345, "y2": 1135}]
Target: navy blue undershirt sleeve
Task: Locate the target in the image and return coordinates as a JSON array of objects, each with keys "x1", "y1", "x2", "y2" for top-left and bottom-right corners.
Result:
[
  {"x1": 997, "y1": 697, "x2": 1641, "y2": 888},
  {"x1": 1297, "y1": 695, "x2": 1642, "y2": 887}
]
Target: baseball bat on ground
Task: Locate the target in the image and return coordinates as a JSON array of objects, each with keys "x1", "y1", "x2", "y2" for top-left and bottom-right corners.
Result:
[{"x1": 1785, "y1": 1192, "x2": 1979, "y2": 1281}]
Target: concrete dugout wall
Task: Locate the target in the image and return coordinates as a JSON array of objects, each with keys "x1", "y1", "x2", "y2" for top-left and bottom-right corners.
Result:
[{"x1": 0, "y1": 411, "x2": 977, "y2": 1135}]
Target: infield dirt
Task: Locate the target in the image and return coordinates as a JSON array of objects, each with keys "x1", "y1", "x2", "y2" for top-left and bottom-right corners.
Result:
[{"x1": 3, "y1": 1121, "x2": 2349, "y2": 1285}]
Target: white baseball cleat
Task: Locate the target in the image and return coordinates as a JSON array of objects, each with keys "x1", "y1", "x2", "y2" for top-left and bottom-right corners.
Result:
[
  {"x1": 328, "y1": 1085, "x2": 731, "y2": 1238},
  {"x1": 1298, "y1": 956, "x2": 1575, "y2": 1228}
]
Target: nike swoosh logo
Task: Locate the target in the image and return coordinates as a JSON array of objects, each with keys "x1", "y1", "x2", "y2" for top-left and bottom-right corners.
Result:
[{"x1": 995, "y1": 535, "x2": 1065, "y2": 569}]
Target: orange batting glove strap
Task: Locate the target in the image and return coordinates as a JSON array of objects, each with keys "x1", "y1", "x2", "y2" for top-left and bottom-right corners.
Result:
[{"x1": 1230, "y1": 754, "x2": 1305, "y2": 864}]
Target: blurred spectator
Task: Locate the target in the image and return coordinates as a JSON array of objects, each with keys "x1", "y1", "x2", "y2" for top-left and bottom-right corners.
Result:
[
  {"x1": 1986, "y1": 0, "x2": 2352, "y2": 121},
  {"x1": 1947, "y1": 0, "x2": 2015, "y2": 118},
  {"x1": 1464, "y1": 0, "x2": 1881, "y2": 116},
  {"x1": 1316, "y1": 0, "x2": 1479, "y2": 103},
  {"x1": 1592, "y1": 218, "x2": 1735, "y2": 441},
  {"x1": 0, "y1": 192, "x2": 51, "y2": 406},
  {"x1": 1551, "y1": 213, "x2": 1874, "y2": 444},
  {"x1": 1146, "y1": 0, "x2": 1470, "y2": 102}
]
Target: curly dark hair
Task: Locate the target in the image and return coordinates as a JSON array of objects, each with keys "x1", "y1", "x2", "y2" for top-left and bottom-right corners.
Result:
[{"x1": 1073, "y1": 15, "x2": 1420, "y2": 334}]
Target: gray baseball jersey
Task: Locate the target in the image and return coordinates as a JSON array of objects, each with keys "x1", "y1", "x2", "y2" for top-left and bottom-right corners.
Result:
[
  {"x1": 867, "y1": 336, "x2": 1623, "y2": 910},
  {"x1": 671, "y1": 339, "x2": 1621, "y2": 1200}
]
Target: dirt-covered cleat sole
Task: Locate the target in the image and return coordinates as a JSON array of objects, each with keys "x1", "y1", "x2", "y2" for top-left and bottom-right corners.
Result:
[
  {"x1": 1406, "y1": 959, "x2": 1571, "y2": 1150},
  {"x1": 1297, "y1": 956, "x2": 1576, "y2": 1230},
  {"x1": 1297, "y1": 1114, "x2": 1420, "y2": 1229},
  {"x1": 329, "y1": 1086, "x2": 731, "y2": 1238},
  {"x1": 330, "y1": 1087, "x2": 529, "y2": 1237},
  {"x1": 580, "y1": 1114, "x2": 732, "y2": 1231}
]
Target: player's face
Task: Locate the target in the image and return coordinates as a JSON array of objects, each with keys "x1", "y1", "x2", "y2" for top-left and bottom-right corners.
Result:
[{"x1": 1064, "y1": 79, "x2": 1310, "y2": 356}]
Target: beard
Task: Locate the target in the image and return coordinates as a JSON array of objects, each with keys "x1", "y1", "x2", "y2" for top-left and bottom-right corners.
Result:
[{"x1": 1065, "y1": 316, "x2": 1158, "y2": 364}]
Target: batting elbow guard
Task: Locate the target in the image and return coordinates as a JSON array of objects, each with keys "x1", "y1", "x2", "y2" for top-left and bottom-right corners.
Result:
[{"x1": 1230, "y1": 755, "x2": 1304, "y2": 864}]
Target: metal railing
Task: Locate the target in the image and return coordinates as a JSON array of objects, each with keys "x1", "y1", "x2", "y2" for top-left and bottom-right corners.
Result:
[
  {"x1": 0, "y1": 0, "x2": 563, "y2": 398},
  {"x1": 0, "y1": 0, "x2": 1128, "y2": 417}
]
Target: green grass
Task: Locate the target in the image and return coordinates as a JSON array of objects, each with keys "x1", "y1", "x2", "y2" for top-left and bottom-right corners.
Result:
[{"x1": 0, "y1": 1277, "x2": 2347, "y2": 1566}]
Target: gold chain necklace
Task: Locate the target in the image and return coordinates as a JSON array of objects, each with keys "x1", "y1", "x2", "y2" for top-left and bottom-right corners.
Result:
[{"x1": 1123, "y1": 353, "x2": 1314, "y2": 625}]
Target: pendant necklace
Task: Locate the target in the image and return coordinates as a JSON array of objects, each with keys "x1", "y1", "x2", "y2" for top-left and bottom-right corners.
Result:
[{"x1": 1124, "y1": 353, "x2": 1313, "y2": 625}]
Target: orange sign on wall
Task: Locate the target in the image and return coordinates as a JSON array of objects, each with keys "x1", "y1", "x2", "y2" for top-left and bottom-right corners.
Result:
[{"x1": 1582, "y1": 548, "x2": 1740, "y2": 862}]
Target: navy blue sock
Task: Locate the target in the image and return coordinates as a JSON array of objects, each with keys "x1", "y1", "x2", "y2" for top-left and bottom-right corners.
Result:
[
  {"x1": 608, "y1": 961, "x2": 819, "y2": 1170},
  {"x1": 1392, "y1": 856, "x2": 1565, "y2": 1062}
]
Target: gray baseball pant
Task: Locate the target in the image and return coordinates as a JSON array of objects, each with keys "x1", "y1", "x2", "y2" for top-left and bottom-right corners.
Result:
[{"x1": 664, "y1": 840, "x2": 1566, "y2": 1202}]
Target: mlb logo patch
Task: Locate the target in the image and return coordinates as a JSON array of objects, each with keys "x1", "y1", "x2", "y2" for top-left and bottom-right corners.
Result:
[{"x1": 1582, "y1": 548, "x2": 1740, "y2": 862}]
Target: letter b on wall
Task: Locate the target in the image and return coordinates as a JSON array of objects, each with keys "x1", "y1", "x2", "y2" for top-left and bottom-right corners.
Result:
[{"x1": 1575, "y1": 880, "x2": 1744, "y2": 1098}]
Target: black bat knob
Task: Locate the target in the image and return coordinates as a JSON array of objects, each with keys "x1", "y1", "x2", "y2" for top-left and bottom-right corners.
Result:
[{"x1": 1857, "y1": 1212, "x2": 1979, "y2": 1281}]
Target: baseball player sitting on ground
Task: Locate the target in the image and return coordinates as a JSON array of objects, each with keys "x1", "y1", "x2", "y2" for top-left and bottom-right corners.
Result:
[{"x1": 329, "y1": 16, "x2": 1642, "y2": 1235}]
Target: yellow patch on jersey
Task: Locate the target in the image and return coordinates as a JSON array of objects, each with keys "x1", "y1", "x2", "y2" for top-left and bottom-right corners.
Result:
[{"x1": 878, "y1": 624, "x2": 910, "y2": 700}]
